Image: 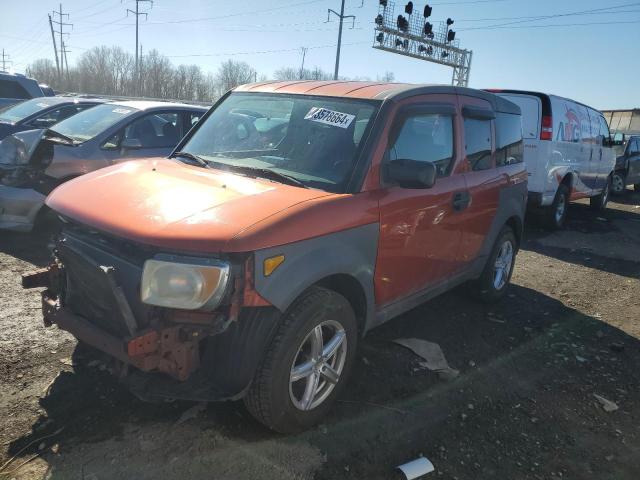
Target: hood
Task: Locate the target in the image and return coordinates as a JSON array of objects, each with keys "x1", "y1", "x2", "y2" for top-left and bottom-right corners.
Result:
[{"x1": 46, "y1": 158, "x2": 332, "y2": 252}]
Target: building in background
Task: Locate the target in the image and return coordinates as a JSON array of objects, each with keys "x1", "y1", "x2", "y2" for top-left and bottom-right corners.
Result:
[{"x1": 603, "y1": 109, "x2": 640, "y2": 134}]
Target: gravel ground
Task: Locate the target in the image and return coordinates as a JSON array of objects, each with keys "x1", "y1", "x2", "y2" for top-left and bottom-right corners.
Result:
[{"x1": 1, "y1": 191, "x2": 639, "y2": 480}]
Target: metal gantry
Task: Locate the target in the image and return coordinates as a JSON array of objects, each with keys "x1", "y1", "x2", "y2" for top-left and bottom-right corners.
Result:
[{"x1": 372, "y1": 1, "x2": 473, "y2": 87}]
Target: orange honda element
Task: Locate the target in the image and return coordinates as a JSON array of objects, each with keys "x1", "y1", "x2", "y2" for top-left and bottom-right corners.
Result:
[{"x1": 24, "y1": 81, "x2": 527, "y2": 433}]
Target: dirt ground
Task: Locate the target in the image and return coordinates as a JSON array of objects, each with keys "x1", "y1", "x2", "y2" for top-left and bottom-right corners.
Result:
[{"x1": 1, "y1": 191, "x2": 639, "y2": 480}]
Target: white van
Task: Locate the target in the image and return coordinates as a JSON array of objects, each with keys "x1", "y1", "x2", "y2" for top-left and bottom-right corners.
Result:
[{"x1": 486, "y1": 90, "x2": 615, "y2": 228}]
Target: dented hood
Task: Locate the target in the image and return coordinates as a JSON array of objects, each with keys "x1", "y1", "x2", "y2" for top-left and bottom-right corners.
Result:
[{"x1": 46, "y1": 158, "x2": 331, "y2": 252}]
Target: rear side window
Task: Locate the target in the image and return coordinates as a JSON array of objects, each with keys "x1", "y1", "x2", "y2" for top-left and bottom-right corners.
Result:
[
  {"x1": 389, "y1": 113, "x2": 454, "y2": 177},
  {"x1": 464, "y1": 118, "x2": 492, "y2": 171},
  {"x1": 0, "y1": 79, "x2": 30, "y2": 99},
  {"x1": 495, "y1": 113, "x2": 524, "y2": 166}
]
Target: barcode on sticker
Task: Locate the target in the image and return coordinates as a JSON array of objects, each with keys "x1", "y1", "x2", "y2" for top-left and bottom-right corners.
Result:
[{"x1": 305, "y1": 107, "x2": 355, "y2": 129}]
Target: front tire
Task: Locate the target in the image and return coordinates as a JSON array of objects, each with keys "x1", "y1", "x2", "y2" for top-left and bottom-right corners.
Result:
[
  {"x1": 244, "y1": 286, "x2": 357, "y2": 433},
  {"x1": 611, "y1": 171, "x2": 626, "y2": 196},
  {"x1": 470, "y1": 226, "x2": 517, "y2": 304},
  {"x1": 590, "y1": 176, "x2": 610, "y2": 211}
]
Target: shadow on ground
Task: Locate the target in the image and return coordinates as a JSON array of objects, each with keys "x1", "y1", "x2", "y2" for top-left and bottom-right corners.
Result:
[{"x1": 8, "y1": 284, "x2": 640, "y2": 480}]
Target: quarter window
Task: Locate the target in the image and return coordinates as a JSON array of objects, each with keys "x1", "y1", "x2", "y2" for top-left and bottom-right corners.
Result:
[
  {"x1": 389, "y1": 113, "x2": 454, "y2": 177},
  {"x1": 495, "y1": 112, "x2": 524, "y2": 166},
  {"x1": 464, "y1": 118, "x2": 492, "y2": 171}
]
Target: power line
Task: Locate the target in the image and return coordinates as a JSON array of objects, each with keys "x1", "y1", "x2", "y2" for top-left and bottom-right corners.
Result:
[
  {"x1": 1, "y1": 49, "x2": 11, "y2": 71},
  {"x1": 465, "y1": 18, "x2": 640, "y2": 31}
]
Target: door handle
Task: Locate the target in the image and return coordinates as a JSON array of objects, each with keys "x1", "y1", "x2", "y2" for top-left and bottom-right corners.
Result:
[{"x1": 452, "y1": 191, "x2": 471, "y2": 211}]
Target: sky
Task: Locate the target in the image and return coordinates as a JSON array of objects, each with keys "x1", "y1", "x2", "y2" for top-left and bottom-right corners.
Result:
[{"x1": 1, "y1": 0, "x2": 638, "y2": 109}]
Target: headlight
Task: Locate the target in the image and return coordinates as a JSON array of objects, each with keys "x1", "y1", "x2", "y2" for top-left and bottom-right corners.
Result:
[{"x1": 140, "y1": 257, "x2": 230, "y2": 310}]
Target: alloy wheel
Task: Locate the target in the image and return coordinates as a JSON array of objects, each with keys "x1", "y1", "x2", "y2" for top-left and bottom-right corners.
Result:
[
  {"x1": 493, "y1": 240, "x2": 514, "y2": 290},
  {"x1": 289, "y1": 320, "x2": 348, "y2": 411}
]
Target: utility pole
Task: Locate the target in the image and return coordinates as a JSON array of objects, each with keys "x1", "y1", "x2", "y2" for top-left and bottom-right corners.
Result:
[
  {"x1": 127, "y1": 0, "x2": 153, "y2": 96},
  {"x1": 61, "y1": 39, "x2": 70, "y2": 82},
  {"x1": 1, "y1": 49, "x2": 11, "y2": 71},
  {"x1": 48, "y1": 14, "x2": 60, "y2": 77},
  {"x1": 327, "y1": 0, "x2": 356, "y2": 80},
  {"x1": 52, "y1": 4, "x2": 72, "y2": 82},
  {"x1": 299, "y1": 47, "x2": 308, "y2": 80}
]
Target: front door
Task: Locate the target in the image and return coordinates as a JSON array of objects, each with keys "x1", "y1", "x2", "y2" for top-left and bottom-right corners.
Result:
[
  {"x1": 457, "y1": 96, "x2": 504, "y2": 262},
  {"x1": 375, "y1": 95, "x2": 467, "y2": 306}
]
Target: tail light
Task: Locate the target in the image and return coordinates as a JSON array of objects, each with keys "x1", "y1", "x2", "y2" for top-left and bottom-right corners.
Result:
[{"x1": 540, "y1": 115, "x2": 553, "y2": 141}]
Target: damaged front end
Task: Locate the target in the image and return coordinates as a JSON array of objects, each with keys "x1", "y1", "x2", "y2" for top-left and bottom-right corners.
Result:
[{"x1": 23, "y1": 225, "x2": 279, "y2": 402}]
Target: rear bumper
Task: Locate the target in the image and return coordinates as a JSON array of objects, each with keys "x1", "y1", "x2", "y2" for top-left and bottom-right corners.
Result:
[{"x1": 0, "y1": 185, "x2": 45, "y2": 231}]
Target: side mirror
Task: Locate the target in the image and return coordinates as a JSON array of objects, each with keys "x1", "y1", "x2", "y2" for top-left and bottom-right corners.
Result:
[
  {"x1": 385, "y1": 159, "x2": 437, "y2": 189},
  {"x1": 121, "y1": 137, "x2": 142, "y2": 150}
]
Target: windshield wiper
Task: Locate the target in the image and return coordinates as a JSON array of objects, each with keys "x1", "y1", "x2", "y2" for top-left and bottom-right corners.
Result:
[
  {"x1": 227, "y1": 165, "x2": 308, "y2": 189},
  {"x1": 172, "y1": 151, "x2": 210, "y2": 168},
  {"x1": 44, "y1": 128, "x2": 77, "y2": 145}
]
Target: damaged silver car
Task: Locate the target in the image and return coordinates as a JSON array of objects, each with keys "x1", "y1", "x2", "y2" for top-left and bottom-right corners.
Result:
[{"x1": 0, "y1": 100, "x2": 207, "y2": 231}]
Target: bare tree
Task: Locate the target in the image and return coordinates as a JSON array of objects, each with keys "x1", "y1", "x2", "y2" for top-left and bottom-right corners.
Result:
[
  {"x1": 214, "y1": 59, "x2": 256, "y2": 96},
  {"x1": 377, "y1": 71, "x2": 395, "y2": 82},
  {"x1": 274, "y1": 65, "x2": 332, "y2": 81}
]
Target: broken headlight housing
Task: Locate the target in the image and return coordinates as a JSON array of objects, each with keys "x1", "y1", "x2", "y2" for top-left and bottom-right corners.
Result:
[{"x1": 140, "y1": 256, "x2": 231, "y2": 311}]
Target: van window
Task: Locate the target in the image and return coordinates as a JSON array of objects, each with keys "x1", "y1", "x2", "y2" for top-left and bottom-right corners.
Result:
[
  {"x1": 629, "y1": 139, "x2": 640, "y2": 155},
  {"x1": 464, "y1": 118, "x2": 492, "y2": 171},
  {"x1": 390, "y1": 113, "x2": 454, "y2": 177},
  {"x1": 500, "y1": 94, "x2": 540, "y2": 138},
  {"x1": 495, "y1": 112, "x2": 523, "y2": 166}
]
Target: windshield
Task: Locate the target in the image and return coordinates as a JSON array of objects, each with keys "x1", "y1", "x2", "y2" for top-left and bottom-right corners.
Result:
[
  {"x1": 181, "y1": 92, "x2": 379, "y2": 192},
  {"x1": 51, "y1": 103, "x2": 139, "y2": 143},
  {"x1": 0, "y1": 98, "x2": 62, "y2": 124}
]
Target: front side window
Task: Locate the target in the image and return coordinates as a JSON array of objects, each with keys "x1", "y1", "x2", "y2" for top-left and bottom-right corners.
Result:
[
  {"x1": 51, "y1": 104, "x2": 140, "y2": 143},
  {"x1": 124, "y1": 112, "x2": 182, "y2": 148},
  {"x1": 181, "y1": 93, "x2": 379, "y2": 192},
  {"x1": 495, "y1": 112, "x2": 523, "y2": 167},
  {"x1": 598, "y1": 115, "x2": 611, "y2": 146},
  {"x1": 464, "y1": 118, "x2": 492, "y2": 171},
  {"x1": 389, "y1": 113, "x2": 454, "y2": 177},
  {"x1": 629, "y1": 139, "x2": 640, "y2": 155}
]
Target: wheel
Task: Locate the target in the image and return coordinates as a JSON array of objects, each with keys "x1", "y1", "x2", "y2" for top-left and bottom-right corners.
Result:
[
  {"x1": 590, "y1": 176, "x2": 610, "y2": 211},
  {"x1": 244, "y1": 286, "x2": 357, "y2": 433},
  {"x1": 470, "y1": 226, "x2": 517, "y2": 303},
  {"x1": 545, "y1": 185, "x2": 569, "y2": 229},
  {"x1": 611, "y1": 171, "x2": 626, "y2": 196}
]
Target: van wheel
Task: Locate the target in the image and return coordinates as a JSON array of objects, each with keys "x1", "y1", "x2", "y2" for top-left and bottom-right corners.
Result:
[
  {"x1": 470, "y1": 226, "x2": 517, "y2": 304},
  {"x1": 590, "y1": 177, "x2": 610, "y2": 211},
  {"x1": 611, "y1": 171, "x2": 626, "y2": 195},
  {"x1": 545, "y1": 185, "x2": 569, "y2": 229},
  {"x1": 244, "y1": 286, "x2": 357, "y2": 433}
]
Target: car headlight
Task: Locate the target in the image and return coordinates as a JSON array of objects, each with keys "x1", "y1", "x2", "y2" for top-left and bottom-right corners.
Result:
[{"x1": 140, "y1": 257, "x2": 230, "y2": 310}]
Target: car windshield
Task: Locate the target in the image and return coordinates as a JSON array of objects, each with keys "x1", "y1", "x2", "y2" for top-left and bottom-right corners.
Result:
[
  {"x1": 180, "y1": 92, "x2": 379, "y2": 192},
  {"x1": 51, "y1": 103, "x2": 139, "y2": 143},
  {"x1": 0, "y1": 98, "x2": 62, "y2": 124}
]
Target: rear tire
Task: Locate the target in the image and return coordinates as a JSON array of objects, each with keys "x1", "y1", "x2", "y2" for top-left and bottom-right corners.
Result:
[
  {"x1": 590, "y1": 176, "x2": 610, "y2": 211},
  {"x1": 611, "y1": 171, "x2": 626, "y2": 196},
  {"x1": 545, "y1": 185, "x2": 569, "y2": 230},
  {"x1": 470, "y1": 226, "x2": 517, "y2": 304},
  {"x1": 244, "y1": 286, "x2": 357, "y2": 433}
]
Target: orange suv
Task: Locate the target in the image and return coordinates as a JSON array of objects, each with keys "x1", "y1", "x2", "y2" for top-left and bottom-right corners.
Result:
[{"x1": 24, "y1": 81, "x2": 527, "y2": 433}]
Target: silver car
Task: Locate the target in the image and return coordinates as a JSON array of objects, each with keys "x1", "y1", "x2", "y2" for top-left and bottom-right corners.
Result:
[{"x1": 0, "y1": 100, "x2": 207, "y2": 231}]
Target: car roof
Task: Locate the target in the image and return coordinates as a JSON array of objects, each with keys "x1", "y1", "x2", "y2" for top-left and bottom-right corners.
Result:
[
  {"x1": 234, "y1": 81, "x2": 519, "y2": 114},
  {"x1": 27, "y1": 96, "x2": 107, "y2": 106},
  {"x1": 108, "y1": 100, "x2": 207, "y2": 111}
]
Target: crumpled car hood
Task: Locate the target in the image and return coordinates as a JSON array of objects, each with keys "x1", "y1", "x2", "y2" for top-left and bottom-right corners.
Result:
[{"x1": 46, "y1": 158, "x2": 332, "y2": 252}]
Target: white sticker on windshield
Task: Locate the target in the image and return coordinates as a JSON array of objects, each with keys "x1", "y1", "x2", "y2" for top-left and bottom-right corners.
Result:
[
  {"x1": 36, "y1": 103, "x2": 49, "y2": 108},
  {"x1": 304, "y1": 107, "x2": 355, "y2": 129},
  {"x1": 112, "y1": 108, "x2": 131, "y2": 114}
]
